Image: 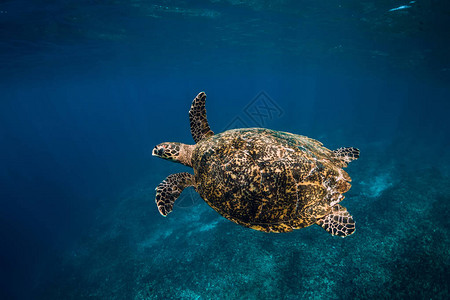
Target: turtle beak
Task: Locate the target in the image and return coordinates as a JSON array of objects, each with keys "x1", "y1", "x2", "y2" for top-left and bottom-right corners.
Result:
[{"x1": 152, "y1": 145, "x2": 166, "y2": 157}]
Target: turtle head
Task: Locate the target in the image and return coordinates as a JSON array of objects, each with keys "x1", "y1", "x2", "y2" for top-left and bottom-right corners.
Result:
[
  {"x1": 152, "y1": 142, "x2": 180, "y2": 161},
  {"x1": 152, "y1": 142, "x2": 194, "y2": 167}
]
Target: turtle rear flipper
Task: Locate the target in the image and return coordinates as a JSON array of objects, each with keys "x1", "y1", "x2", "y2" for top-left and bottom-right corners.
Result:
[
  {"x1": 189, "y1": 91, "x2": 214, "y2": 143},
  {"x1": 155, "y1": 173, "x2": 195, "y2": 216},
  {"x1": 333, "y1": 147, "x2": 360, "y2": 164},
  {"x1": 316, "y1": 204, "x2": 355, "y2": 237}
]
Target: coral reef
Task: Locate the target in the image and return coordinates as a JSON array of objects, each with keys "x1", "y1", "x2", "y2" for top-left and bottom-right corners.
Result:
[{"x1": 37, "y1": 142, "x2": 450, "y2": 299}]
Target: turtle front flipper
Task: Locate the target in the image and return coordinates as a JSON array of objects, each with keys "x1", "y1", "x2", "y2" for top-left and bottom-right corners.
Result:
[
  {"x1": 333, "y1": 147, "x2": 360, "y2": 164},
  {"x1": 189, "y1": 91, "x2": 214, "y2": 143},
  {"x1": 316, "y1": 204, "x2": 355, "y2": 237},
  {"x1": 155, "y1": 173, "x2": 195, "y2": 216}
]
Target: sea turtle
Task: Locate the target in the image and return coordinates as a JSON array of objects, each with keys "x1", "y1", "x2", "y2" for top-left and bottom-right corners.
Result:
[{"x1": 153, "y1": 92, "x2": 360, "y2": 237}]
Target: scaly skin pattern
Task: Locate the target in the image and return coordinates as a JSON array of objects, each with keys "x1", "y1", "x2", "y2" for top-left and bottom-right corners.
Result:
[{"x1": 192, "y1": 128, "x2": 352, "y2": 233}]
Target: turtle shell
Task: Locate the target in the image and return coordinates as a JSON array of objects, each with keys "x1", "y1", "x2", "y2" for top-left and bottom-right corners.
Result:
[{"x1": 191, "y1": 128, "x2": 351, "y2": 233}]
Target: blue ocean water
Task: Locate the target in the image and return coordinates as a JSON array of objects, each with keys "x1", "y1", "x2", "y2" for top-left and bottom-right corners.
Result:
[{"x1": 1, "y1": 1, "x2": 449, "y2": 299}]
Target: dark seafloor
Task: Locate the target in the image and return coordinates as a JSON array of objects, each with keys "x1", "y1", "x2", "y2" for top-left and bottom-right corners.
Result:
[{"x1": 0, "y1": 1, "x2": 449, "y2": 299}]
